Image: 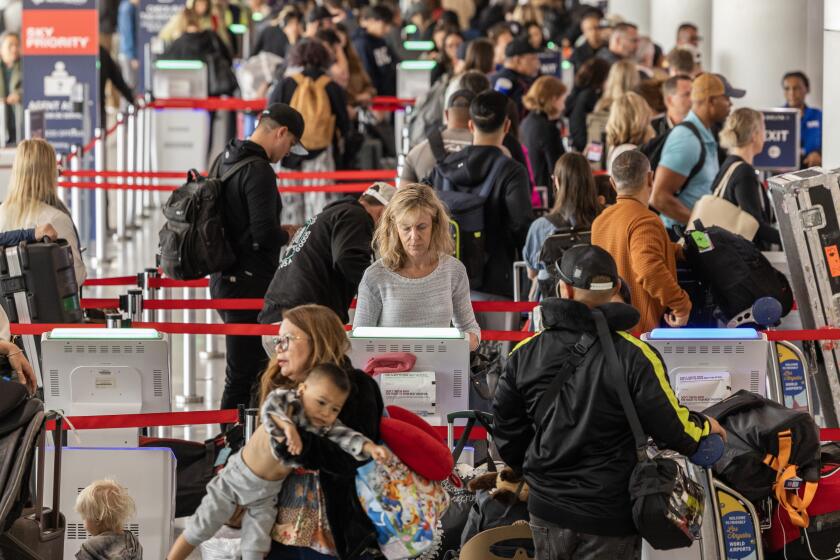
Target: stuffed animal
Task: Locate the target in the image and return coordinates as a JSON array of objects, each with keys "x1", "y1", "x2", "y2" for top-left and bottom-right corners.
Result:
[{"x1": 461, "y1": 467, "x2": 530, "y2": 546}]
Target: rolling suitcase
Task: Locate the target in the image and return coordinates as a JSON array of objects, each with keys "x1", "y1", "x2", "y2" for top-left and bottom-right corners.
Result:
[
  {"x1": 2, "y1": 413, "x2": 65, "y2": 559},
  {"x1": 768, "y1": 168, "x2": 840, "y2": 426}
]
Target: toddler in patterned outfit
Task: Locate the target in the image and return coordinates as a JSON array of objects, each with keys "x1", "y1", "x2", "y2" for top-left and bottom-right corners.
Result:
[{"x1": 167, "y1": 363, "x2": 389, "y2": 560}]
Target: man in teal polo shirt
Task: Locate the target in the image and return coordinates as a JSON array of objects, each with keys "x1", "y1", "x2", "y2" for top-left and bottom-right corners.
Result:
[{"x1": 651, "y1": 73, "x2": 744, "y2": 228}]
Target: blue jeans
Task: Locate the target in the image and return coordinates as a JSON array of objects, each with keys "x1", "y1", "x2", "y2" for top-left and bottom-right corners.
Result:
[{"x1": 529, "y1": 514, "x2": 641, "y2": 560}]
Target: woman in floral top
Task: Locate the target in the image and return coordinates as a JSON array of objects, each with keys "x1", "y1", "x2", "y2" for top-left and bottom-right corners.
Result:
[{"x1": 259, "y1": 304, "x2": 384, "y2": 560}]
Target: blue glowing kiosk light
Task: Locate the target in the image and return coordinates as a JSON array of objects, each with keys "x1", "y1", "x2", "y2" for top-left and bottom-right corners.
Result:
[{"x1": 647, "y1": 328, "x2": 761, "y2": 340}]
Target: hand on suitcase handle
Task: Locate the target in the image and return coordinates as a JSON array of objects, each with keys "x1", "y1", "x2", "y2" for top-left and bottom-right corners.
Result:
[{"x1": 34, "y1": 223, "x2": 57, "y2": 242}]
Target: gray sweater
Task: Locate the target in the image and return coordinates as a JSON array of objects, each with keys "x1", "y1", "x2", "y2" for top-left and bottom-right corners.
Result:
[{"x1": 353, "y1": 255, "x2": 481, "y2": 339}]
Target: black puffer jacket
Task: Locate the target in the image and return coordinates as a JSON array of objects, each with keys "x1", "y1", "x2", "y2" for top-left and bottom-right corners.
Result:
[
  {"x1": 493, "y1": 299, "x2": 710, "y2": 536},
  {"x1": 272, "y1": 361, "x2": 384, "y2": 559},
  {"x1": 209, "y1": 139, "x2": 287, "y2": 297},
  {"x1": 427, "y1": 145, "x2": 533, "y2": 298},
  {"x1": 259, "y1": 197, "x2": 374, "y2": 325}
]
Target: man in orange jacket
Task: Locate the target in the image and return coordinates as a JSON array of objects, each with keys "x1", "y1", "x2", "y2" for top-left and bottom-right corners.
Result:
[{"x1": 592, "y1": 149, "x2": 691, "y2": 335}]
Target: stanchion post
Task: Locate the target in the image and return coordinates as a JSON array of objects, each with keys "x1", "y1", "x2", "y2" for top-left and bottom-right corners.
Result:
[
  {"x1": 141, "y1": 268, "x2": 158, "y2": 322},
  {"x1": 92, "y1": 128, "x2": 111, "y2": 269},
  {"x1": 125, "y1": 105, "x2": 137, "y2": 230},
  {"x1": 142, "y1": 93, "x2": 153, "y2": 214},
  {"x1": 106, "y1": 313, "x2": 122, "y2": 329},
  {"x1": 125, "y1": 288, "x2": 143, "y2": 323},
  {"x1": 177, "y1": 287, "x2": 203, "y2": 405},
  {"x1": 69, "y1": 146, "x2": 82, "y2": 242},
  {"x1": 200, "y1": 286, "x2": 224, "y2": 359},
  {"x1": 115, "y1": 112, "x2": 128, "y2": 241},
  {"x1": 133, "y1": 104, "x2": 144, "y2": 224}
]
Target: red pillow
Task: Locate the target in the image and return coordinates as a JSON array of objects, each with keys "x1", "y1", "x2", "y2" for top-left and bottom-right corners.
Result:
[
  {"x1": 380, "y1": 417, "x2": 454, "y2": 481},
  {"x1": 385, "y1": 405, "x2": 441, "y2": 442}
]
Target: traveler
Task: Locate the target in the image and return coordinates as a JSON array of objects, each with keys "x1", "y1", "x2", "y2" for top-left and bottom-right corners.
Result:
[
  {"x1": 596, "y1": 21, "x2": 639, "y2": 66},
  {"x1": 162, "y1": 8, "x2": 235, "y2": 96},
  {"x1": 210, "y1": 103, "x2": 306, "y2": 412},
  {"x1": 304, "y1": 5, "x2": 334, "y2": 37},
  {"x1": 258, "y1": 304, "x2": 383, "y2": 560},
  {"x1": 430, "y1": 31, "x2": 464, "y2": 85},
  {"x1": 592, "y1": 150, "x2": 691, "y2": 333},
  {"x1": 651, "y1": 74, "x2": 692, "y2": 135},
  {"x1": 635, "y1": 37, "x2": 662, "y2": 79},
  {"x1": 666, "y1": 47, "x2": 699, "y2": 78},
  {"x1": 352, "y1": 5, "x2": 399, "y2": 96},
  {"x1": 259, "y1": 182, "x2": 395, "y2": 326},
  {"x1": 523, "y1": 153, "x2": 602, "y2": 299},
  {"x1": 0, "y1": 139, "x2": 86, "y2": 287},
  {"x1": 651, "y1": 73, "x2": 742, "y2": 228},
  {"x1": 0, "y1": 32, "x2": 20, "y2": 144},
  {"x1": 569, "y1": 11, "x2": 605, "y2": 72},
  {"x1": 593, "y1": 59, "x2": 640, "y2": 112},
  {"x1": 676, "y1": 22, "x2": 701, "y2": 49},
  {"x1": 117, "y1": 0, "x2": 139, "y2": 89},
  {"x1": 524, "y1": 21, "x2": 545, "y2": 50},
  {"x1": 98, "y1": 46, "x2": 135, "y2": 125},
  {"x1": 782, "y1": 70, "x2": 822, "y2": 168},
  {"x1": 521, "y1": 76, "x2": 567, "y2": 192},
  {"x1": 334, "y1": 23, "x2": 375, "y2": 108},
  {"x1": 713, "y1": 108, "x2": 781, "y2": 249},
  {"x1": 317, "y1": 29, "x2": 350, "y2": 90},
  {"x1": 605, "y1": 91, "x2": 654, "y2": 172},
  {"x1": 271, "y1": 38, "x2": 350, "y2": 223},
  {"x1": 401, "y1": 89, "x2": 475, "y2": 184},
  {"x1": 491, "y1": 37, "x2": 541, "y2": 117},
  {"x1": 75, "y1": 480, "x2": 141, "y2": 560},
  {"x1": 253, "y1": 7, "x2": 303, "y2": 58},
  {"x1": 159, "y1": 0, "x2": 230, "y2": 48},
  {"x1": 488, "y1": 22, "x2": 514, "y2": 70},
  {"x1": 565, "y1": 57, "x2": 610, "y2": 152},
  {"x1": 427, "y1": 90, "x2": 534, "y2": 298},
  {"x1": 443, "y1": 37, "x2": 494, "y2": 106},
  {"x1": 353, "y1": 184, "x2": 481, "y2": 351},
  {"x1": 493, "y1": 243, "x2": 723, "y2": 560}
]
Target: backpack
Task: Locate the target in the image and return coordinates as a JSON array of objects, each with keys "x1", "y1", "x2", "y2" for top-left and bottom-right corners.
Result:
[
  {"x1": 289, "y1": 73, "x2": 335, "y2": 151},
  {"x1": 158, "y1": 156, "x2": 261, "y2": 280},
  {"x1": 641, "y1": 121, "x2": 706, "y2": 189},
  {"x1": 681, "y1": 220, "x2": 794, "y2": 321},
  {"x1": 434, "y1": 156, "x2": 509, "y2": 290},
  {"x1": 536, "y1": 214, "x2": 592, "y2": 300}
]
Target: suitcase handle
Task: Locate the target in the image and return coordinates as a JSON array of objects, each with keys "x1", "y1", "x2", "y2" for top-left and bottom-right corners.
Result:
[{"x1": 35, "y1": 411, "x2": 62, "y2": 534}]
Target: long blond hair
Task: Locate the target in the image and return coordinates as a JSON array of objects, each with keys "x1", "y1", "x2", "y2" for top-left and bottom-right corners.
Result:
[
  {"x1": 4, "y1": 139, "x2": 67, "y2": 228},
  {"x1": 374, "y1": 183, "x2": 454, "y2": 271},
  {"x1": 595, "y1": 60, "x2": 640, "y2": 112},
  {"x1": 606, "y1": 91, "x2": 654, "y2": 148},
  {"x1": 258, "y1": 304, "x2": 350, "y2": 405}
]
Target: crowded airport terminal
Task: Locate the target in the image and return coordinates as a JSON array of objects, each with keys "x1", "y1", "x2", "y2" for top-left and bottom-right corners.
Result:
[{"x1": 0, "y1": 0, "x2": 839, "y2": 558}]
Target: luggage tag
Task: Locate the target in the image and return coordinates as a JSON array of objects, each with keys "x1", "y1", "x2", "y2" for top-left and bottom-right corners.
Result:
[
  {"x1": 690, "y1": 230, "x2": 714, "y2": 253},
  {"x1": 784, "y1": 476, "x2": 803, "y2": 490}
]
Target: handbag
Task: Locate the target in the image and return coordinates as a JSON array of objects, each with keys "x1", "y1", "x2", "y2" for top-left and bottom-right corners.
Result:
[
  {"x1": 592, "y1": 309, "x2": 705, "y2": 550},
  {"x1": 688, "y1": 161, "x2": 759, "y2": 240}
]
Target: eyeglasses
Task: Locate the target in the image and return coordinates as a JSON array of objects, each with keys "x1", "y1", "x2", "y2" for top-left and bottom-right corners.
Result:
[{"x1": 273, "y1": 333, "x2": 308, "y2": 351}]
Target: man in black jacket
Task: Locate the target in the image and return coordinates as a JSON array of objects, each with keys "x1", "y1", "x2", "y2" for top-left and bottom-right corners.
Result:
[
  {"x1": 427, "y1": 90, "x2": 533, "y2": 299},
  {"x1": 211, "y1": 103, "x2": 306, "y2": 411},
  {"x1": 493, "y1": 245, "x2": 725, "y2": 559},
  {"x1": 258, "y1": 182, "x2": 395, "y2": 326},
  {"x1": 352, "y1": 5, "x2": 399, "y2": 97}
]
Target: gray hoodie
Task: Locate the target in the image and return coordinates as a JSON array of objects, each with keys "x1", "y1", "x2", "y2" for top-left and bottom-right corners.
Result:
[{"x1": 75, "y1": 531, "x2": 142, "y2": 560}]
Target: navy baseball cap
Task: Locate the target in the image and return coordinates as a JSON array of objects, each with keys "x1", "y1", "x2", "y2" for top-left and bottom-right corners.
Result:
[
  {"x1": 505, "y1": 37, "x2": 541, "y2": 57},
  {"x1": 260, "y1": 103, "x2": 308, "y2": 156},
  {"x1": 557, "y1": 245, "x2": 619, "y2": 291}
]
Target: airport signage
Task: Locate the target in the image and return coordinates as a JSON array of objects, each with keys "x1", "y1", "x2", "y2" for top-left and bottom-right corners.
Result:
[{"x1": 755, "y1": 108, "x2": 800, "y2": 172}]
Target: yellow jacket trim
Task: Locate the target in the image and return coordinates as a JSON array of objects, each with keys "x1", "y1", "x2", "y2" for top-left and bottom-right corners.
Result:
[{"x1": 510, "y1": 330, "x2": 543, "y2": 356}]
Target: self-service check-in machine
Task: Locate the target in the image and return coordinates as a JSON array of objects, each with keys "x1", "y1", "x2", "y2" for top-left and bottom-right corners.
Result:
[
  {"x1": 348, "y1": 327, "x2": 469, "y2": 425},
  {"x1": 41, "y1": 328, "x2": 176, "y2": 559}
]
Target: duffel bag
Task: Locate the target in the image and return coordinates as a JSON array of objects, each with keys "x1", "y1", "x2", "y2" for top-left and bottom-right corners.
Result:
[
  {"x1": 766, "y1": 459, "x2": 840, "y2": 559},
  {"x1": 704, "y1": 391, "x2": 820, "y2": 526}
]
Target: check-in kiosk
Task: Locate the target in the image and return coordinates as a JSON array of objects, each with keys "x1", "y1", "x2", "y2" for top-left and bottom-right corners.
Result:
[
  {"x1": 151, "y1": 59, "x2": 211, "y2": 172},
  {"x1": 348, "y1": 327, "x2": 469, "y2": 425}
]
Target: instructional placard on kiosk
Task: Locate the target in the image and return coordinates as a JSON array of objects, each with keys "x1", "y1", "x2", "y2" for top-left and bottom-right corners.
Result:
[
  {"x1": 674, "y1": 371, "x2": 732, "y2": 409},
  {"x1": 378, "y1": 372, "x2": 436, "y2": 417}
]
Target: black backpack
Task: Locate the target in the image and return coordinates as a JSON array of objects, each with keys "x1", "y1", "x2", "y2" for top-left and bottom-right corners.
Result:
[
  {"x1": 428, "y1": 128, "x2": 448, "y2": 164},
  {"x1": 433, "y1": 156, "x2": 509, "y2": 290},
  {"x1": 537, "y1": 214, "x2": 591, "y2": 300},
  {"x1": 158, "y1": 156, "x2": 261, "y2": 280},
  {"x1": 682, "y1": 220, "x2": 794, "y2": 321},
  {"x1": 640, "y1": 121, "x2": 706, "y2": 188}
]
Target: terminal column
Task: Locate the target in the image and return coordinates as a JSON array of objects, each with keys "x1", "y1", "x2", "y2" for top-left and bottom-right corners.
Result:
[
  {"x1": 649, "y1": 0, "x2": 711, "y2": 70},
  {"x1": 824, "y1": 0, "x2": 840, "y2": 167},
  {"x1": 608, "y1": 0, "x2": 651, "y2": 34}
]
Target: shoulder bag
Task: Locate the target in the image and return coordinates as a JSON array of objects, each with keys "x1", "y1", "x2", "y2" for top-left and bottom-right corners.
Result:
[{"x1": 688, "y1": 161, "x2": 760, "y2": 240}]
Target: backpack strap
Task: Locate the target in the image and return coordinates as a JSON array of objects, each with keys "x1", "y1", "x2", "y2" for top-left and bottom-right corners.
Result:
[
  {"x1": 534, "y1": 331, "x2": 597, "y2": 424},
  {"x1": 764, "y1": 429, "x2": 818, "y2": 529},
  {"x1": 678, "y1": 121, "x2": 708, "y2": 187},
  {"x1": 478, "y1": 156, "x2": 511, "y2": 199},
  {"x1": 428, "y1": 128, "x2": 448, "y2": 163},
  {"x1": 543, "y1": 213, "x2": 571, "y2": 232},
  {"x1": 219, "y1": 155, "x2": 266, "y2": 183},
  {"x1": 711, "y1": 160, "x2": 744, "y2": 198}
]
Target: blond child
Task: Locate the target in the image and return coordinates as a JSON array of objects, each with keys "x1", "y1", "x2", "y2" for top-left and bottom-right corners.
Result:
[{"x1": 74, "y1": 479, "x2": 142, "y2": 560}]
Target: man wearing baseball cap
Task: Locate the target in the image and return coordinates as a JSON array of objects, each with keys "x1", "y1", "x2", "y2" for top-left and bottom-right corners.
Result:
[
  {"x1": 493, "y1": 244, "x2": 726, "y2": 559},
  {"x1": 651, "y1": 72, "x2": 744, "y2": 229},
  {"x1": 210, "y1": 102, "x2": 306, "y2": 412},
  {"x1": 491, "y1": 36, "x2": 541, "y2": 117},
  {"x1": 401, "y1": 89, "x2": 476, "y2": 183},
  {"x1": 259, "y1": 182, "x2": 396, "y2": 327}
]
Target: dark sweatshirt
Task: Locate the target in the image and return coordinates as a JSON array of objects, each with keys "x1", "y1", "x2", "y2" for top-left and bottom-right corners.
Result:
[
  {"x1": 351, "y1": 28, "x2": 398, "y2": 96},
  {"x1": 75, "y1": 530, "x2": 142, "y2": 560},
  {"x1": 259, "y1": 197, "x2": 374, "y2": 325}
]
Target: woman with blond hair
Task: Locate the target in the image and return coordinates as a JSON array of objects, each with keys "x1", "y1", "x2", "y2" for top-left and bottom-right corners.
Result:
[
  {"x1": 0, "y1": 139, "x2": 86, "y2": 286},
  {"x1": 521, "y1": 75, "x2": 567, "y2": 197},
  {"x1": 594, "y1": 59, "x2": 641, "y2": 112},
  {"x1": 605, "y1": 91, "x2": 655, "y2": 172},
  {"x1": 353, "y1": 183, "x2": 480, "y2": 350},
  {"x1": 712, "y1": 107, "x2": 781, "y2": 249}
]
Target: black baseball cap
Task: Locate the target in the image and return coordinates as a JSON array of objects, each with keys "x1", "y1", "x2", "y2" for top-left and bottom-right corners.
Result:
[
  {"x1": 557, "y1": 245, "x2": 619, "y2": 291},
  {"x1": 505, "y1": 37, "x2": 541, "y2": 58},
  {"x1": 307, "y1": 6, "x2": 331, "y2": 24},
  {"x1": 447, "y1": 89, "x2": 475, "y2": 109},
  {"x1": 260, "y1": 103, "x2": 308, "y2": 156}
]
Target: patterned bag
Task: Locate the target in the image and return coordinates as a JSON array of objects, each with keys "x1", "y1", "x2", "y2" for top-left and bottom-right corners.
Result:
[{"x1": 356, "y1": 458, "x2": 450, "y2": 559}]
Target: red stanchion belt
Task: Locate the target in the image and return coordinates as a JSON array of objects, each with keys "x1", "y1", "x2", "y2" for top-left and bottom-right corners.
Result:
[
  {"x1": 148, "y1": 278, "x2": 210, "y2": 289},
  {"x1": 57, "y1": 181, "x2": 383, "y2": 194},
  {"x1": 62, "y1": 169, "x2": 397, "y2": 181},
  {"x1": 80, "y1": 298, "x2": 120, "y2": 309},
  {"x1": 83, "y1": 275, "x2": 138, "y2": 287},
  {"x1": 145, "y1": 97, "x2": 414, "y2": 113}
]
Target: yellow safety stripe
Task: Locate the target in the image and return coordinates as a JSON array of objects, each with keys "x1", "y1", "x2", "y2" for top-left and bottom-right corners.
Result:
[
  {"x1": 509, "y1": 330, "x2": 543, "y2": 356},
  {"x1": 618, "y1": 332, "x2": 709, "y2": 442}
]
